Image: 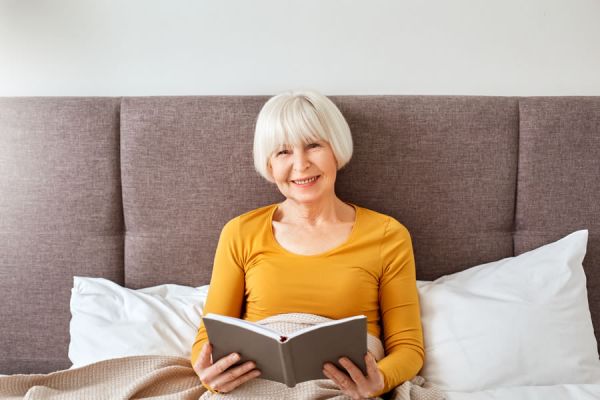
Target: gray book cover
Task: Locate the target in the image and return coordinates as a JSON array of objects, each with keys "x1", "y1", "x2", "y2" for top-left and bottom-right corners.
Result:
[{"x1": 202, "y1": 314, "x2": 368, "y2": 387}]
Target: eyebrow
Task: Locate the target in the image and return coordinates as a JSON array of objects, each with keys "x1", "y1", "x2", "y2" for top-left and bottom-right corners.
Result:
[{"x1": 274, "y1": 139, "x2": 321, "y2": 152}]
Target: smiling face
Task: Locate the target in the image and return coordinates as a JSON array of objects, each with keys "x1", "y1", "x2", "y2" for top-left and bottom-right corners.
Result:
[{"x1": 268, "y1": 139, "x2": 339, "y2": 205}]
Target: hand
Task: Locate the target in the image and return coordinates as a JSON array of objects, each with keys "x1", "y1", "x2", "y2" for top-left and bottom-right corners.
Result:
[
  {"x1": 322, "y1": 352, "x2": 384, "y2": 400},
  {"x1": 193, "y1": 342, "x2": 262, "y2": 394}
]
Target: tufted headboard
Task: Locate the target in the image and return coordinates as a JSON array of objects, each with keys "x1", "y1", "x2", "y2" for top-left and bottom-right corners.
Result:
[{"x1": 1, "y1": 96, "x2": 599, "y2": 374}]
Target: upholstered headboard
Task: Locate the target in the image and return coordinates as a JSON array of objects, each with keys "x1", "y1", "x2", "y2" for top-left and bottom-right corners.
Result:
[{"x1": 1, "y1": 96, "x2": 598, "y2": 374}]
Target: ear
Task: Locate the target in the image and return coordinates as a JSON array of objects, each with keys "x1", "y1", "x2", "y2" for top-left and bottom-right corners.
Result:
[{"x1": 265, "y1": 161, "x2": 276, "y2": 183}]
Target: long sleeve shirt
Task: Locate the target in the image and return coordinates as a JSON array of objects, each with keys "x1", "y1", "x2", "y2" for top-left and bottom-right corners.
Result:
[{"x1": 191, "y1": 203, "x2": 424, "y2": 397}]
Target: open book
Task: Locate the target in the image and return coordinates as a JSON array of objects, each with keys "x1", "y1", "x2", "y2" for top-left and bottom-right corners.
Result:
[{"x1": 202, "y1": 313, "x2": 368, "y2": 388}]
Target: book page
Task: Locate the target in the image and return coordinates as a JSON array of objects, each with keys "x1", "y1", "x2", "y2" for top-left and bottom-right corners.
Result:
[
  {"x1": 287, "y1": 315, "x2": 366, "y2": 339},
  {"x1": 203, "y1": 313, "x2": 283, "y2": 340}
]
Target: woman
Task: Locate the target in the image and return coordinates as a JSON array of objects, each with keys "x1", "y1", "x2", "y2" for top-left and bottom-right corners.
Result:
[{"x1": 191, "y1": 90, "x2": 424, "y2": 399}]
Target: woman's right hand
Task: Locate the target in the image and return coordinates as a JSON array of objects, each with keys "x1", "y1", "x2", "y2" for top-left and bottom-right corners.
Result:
[{"x1": 193, "y1": 342, "x2": 262, "y2": 394}]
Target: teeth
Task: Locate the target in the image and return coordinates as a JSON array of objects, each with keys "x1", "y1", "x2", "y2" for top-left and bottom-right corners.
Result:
[{"x1": 294, "y1": 176, "x2": 318, "y2": 184}]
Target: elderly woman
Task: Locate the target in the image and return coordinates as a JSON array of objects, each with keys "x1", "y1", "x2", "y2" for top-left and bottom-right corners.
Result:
[{"x1": 191, "y1": 90, "x2": 424, "y2": 399}]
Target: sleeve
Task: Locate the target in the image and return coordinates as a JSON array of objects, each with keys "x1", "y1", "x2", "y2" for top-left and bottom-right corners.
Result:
[
  {"x1": 372, "y1": 218, "x2": 424, "y2": 397},
  {"x1": 190, "y1": 217, "x2": 246, "y2": 367}
]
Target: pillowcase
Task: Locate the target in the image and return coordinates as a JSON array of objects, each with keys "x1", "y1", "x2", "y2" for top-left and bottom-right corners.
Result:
[
  {"x1": 417, "y1": 230, "x2": 600, "y2": 391},
  {"x1": 68, "y1": 276, "x2": 209, "y2": 368}
]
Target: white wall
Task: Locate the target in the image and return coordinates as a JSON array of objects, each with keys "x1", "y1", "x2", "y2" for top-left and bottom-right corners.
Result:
[{"x1": 1, "y1": 0, "x2": 599, "y2": 96}]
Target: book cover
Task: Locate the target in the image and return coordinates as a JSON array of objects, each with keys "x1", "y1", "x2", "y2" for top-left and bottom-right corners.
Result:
[{"x1": 202, "y1": 313, "x2": 368, "y2": 387}]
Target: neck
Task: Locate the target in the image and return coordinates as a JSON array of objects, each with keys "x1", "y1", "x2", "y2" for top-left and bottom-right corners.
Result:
[{"x1": 278, "y1": 196, "x2": 347, "y2": 227}]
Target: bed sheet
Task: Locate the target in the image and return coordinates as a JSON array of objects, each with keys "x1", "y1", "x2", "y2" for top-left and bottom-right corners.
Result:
[{"x1": 446, "y1": 384, "x2": 600, "y2": 400}]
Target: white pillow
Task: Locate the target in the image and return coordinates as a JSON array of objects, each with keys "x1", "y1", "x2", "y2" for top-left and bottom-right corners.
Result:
[
  {"x1": 68, "y1": 276, "x2": 208, "y2": 368},
  {"x1": 418, "y1": 230, "x2": 600, "y2": 391}
]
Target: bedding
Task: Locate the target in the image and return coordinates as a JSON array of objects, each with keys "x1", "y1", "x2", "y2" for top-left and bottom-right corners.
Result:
[
  {"x1": 0, "y1": 313, "x2": 443, "y2": 400},
  {"x1": 417, "y1": 230, "x2": 600, "y2": 391},
  {"x1": 55, "y1": 230, "x2": 600, "y2": 399},
  {"x1": 68, "y1": 277, "x2": 209, "y2": 368},
  {"x1": 444, "y1": 384, "x2": 600, "y2": 400}
]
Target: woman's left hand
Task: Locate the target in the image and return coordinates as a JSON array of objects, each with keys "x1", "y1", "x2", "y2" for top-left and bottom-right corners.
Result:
[{"x1": 322, "y1": 352, "x2": 384, "y2": 399}]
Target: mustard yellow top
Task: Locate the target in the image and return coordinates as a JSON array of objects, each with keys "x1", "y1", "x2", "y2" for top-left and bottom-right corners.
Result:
[{"x1": 191, "y1": 203, "x2": 424, "y2": 396}]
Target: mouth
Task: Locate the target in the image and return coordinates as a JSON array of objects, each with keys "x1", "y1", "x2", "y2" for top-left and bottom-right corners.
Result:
[{"x1": 291, "y1": 175, "x2": 320, "y2": 186}]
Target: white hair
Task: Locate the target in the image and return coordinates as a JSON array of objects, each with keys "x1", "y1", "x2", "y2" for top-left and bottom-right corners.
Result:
[{"x1": 253, "y1": 89, "x2": 353, "y2": 181}]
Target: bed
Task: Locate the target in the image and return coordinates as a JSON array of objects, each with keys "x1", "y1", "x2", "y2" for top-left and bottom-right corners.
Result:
[{"x1": 1, "y1": 95, "x2": 599, "y2": 399}]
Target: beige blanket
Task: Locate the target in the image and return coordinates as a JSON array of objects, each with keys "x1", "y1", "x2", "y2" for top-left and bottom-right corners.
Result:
[{"x1": 0, "y1": 313, "x2": 444, "y2": 400}]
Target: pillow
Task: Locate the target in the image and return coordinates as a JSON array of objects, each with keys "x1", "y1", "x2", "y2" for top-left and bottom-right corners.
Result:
[
  {"x1": 68, "y1": 276, "x2": 209, "y2": 368},
  {"x1": 417, "y1": 230, "x2": 600, "y2": 391}
]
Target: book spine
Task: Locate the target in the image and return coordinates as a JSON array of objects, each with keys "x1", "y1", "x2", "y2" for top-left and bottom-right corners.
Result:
[{"x1": 279, "y1": 340, "x2": 296, "y2": 387}]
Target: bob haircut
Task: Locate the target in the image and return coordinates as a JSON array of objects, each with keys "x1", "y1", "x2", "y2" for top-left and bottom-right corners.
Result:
[{"x1": 253, "y1": 89, "x2": 353, "y2": 182}]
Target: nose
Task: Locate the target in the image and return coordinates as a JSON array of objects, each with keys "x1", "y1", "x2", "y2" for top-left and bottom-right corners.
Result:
[{"x1": 292, "y1": 149, "x2": 310, "y2": 172}]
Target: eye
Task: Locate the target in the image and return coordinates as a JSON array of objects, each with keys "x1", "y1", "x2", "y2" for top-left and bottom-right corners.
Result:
[
  {"x1": 307, "y1": 143, "x2": 321, "y2": 149},
  {"x1": 276, "y1": 149, "x2": 289, "y2": 156}
]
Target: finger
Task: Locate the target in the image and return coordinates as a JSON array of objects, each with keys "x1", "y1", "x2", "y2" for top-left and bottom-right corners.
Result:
[
  {"x1": 323, "y1": 368, "x2": 360, "y2": 400},
  {"x1": 215, "y1": 365, "x2": 262, "y2": 393},
  {"x1": 202, "y1": 352, "x2": 241, "y2": 383},
  {"x1": 323, "y1": 363, "x2": 356, "y2": 391},
  {"x1": 322, "y1": 368, "x2": 339, "y2": 386},
  {"x1": 211, "y1": 360, "x2": 257, "y2": 390},
  {"x1": 338, "y1": 357, "x2": 368, "y2": 387}
]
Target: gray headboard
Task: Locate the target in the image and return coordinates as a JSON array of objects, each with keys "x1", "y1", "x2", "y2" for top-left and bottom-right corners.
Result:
[{"x1": 1, "y1": 96, "x2": 598, "y2": 374}]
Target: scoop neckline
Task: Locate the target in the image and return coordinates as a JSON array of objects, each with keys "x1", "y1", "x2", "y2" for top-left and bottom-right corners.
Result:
[{"x1": 268, "y1": 202, "x2": 360, "y2": 257}]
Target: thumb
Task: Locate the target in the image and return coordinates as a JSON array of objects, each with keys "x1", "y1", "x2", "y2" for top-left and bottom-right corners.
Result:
[
  {"x1": 194, "y1": 342, "x2": 212, "y2": 371},
  {"x1": 365, "y1": 352, "x2": 380, "y2": 377}
]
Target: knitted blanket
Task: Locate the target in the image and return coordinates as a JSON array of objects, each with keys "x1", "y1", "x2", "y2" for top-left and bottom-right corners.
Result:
[{"x1": 0, "y1": 313, "x2": 444, "y2": 400}]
